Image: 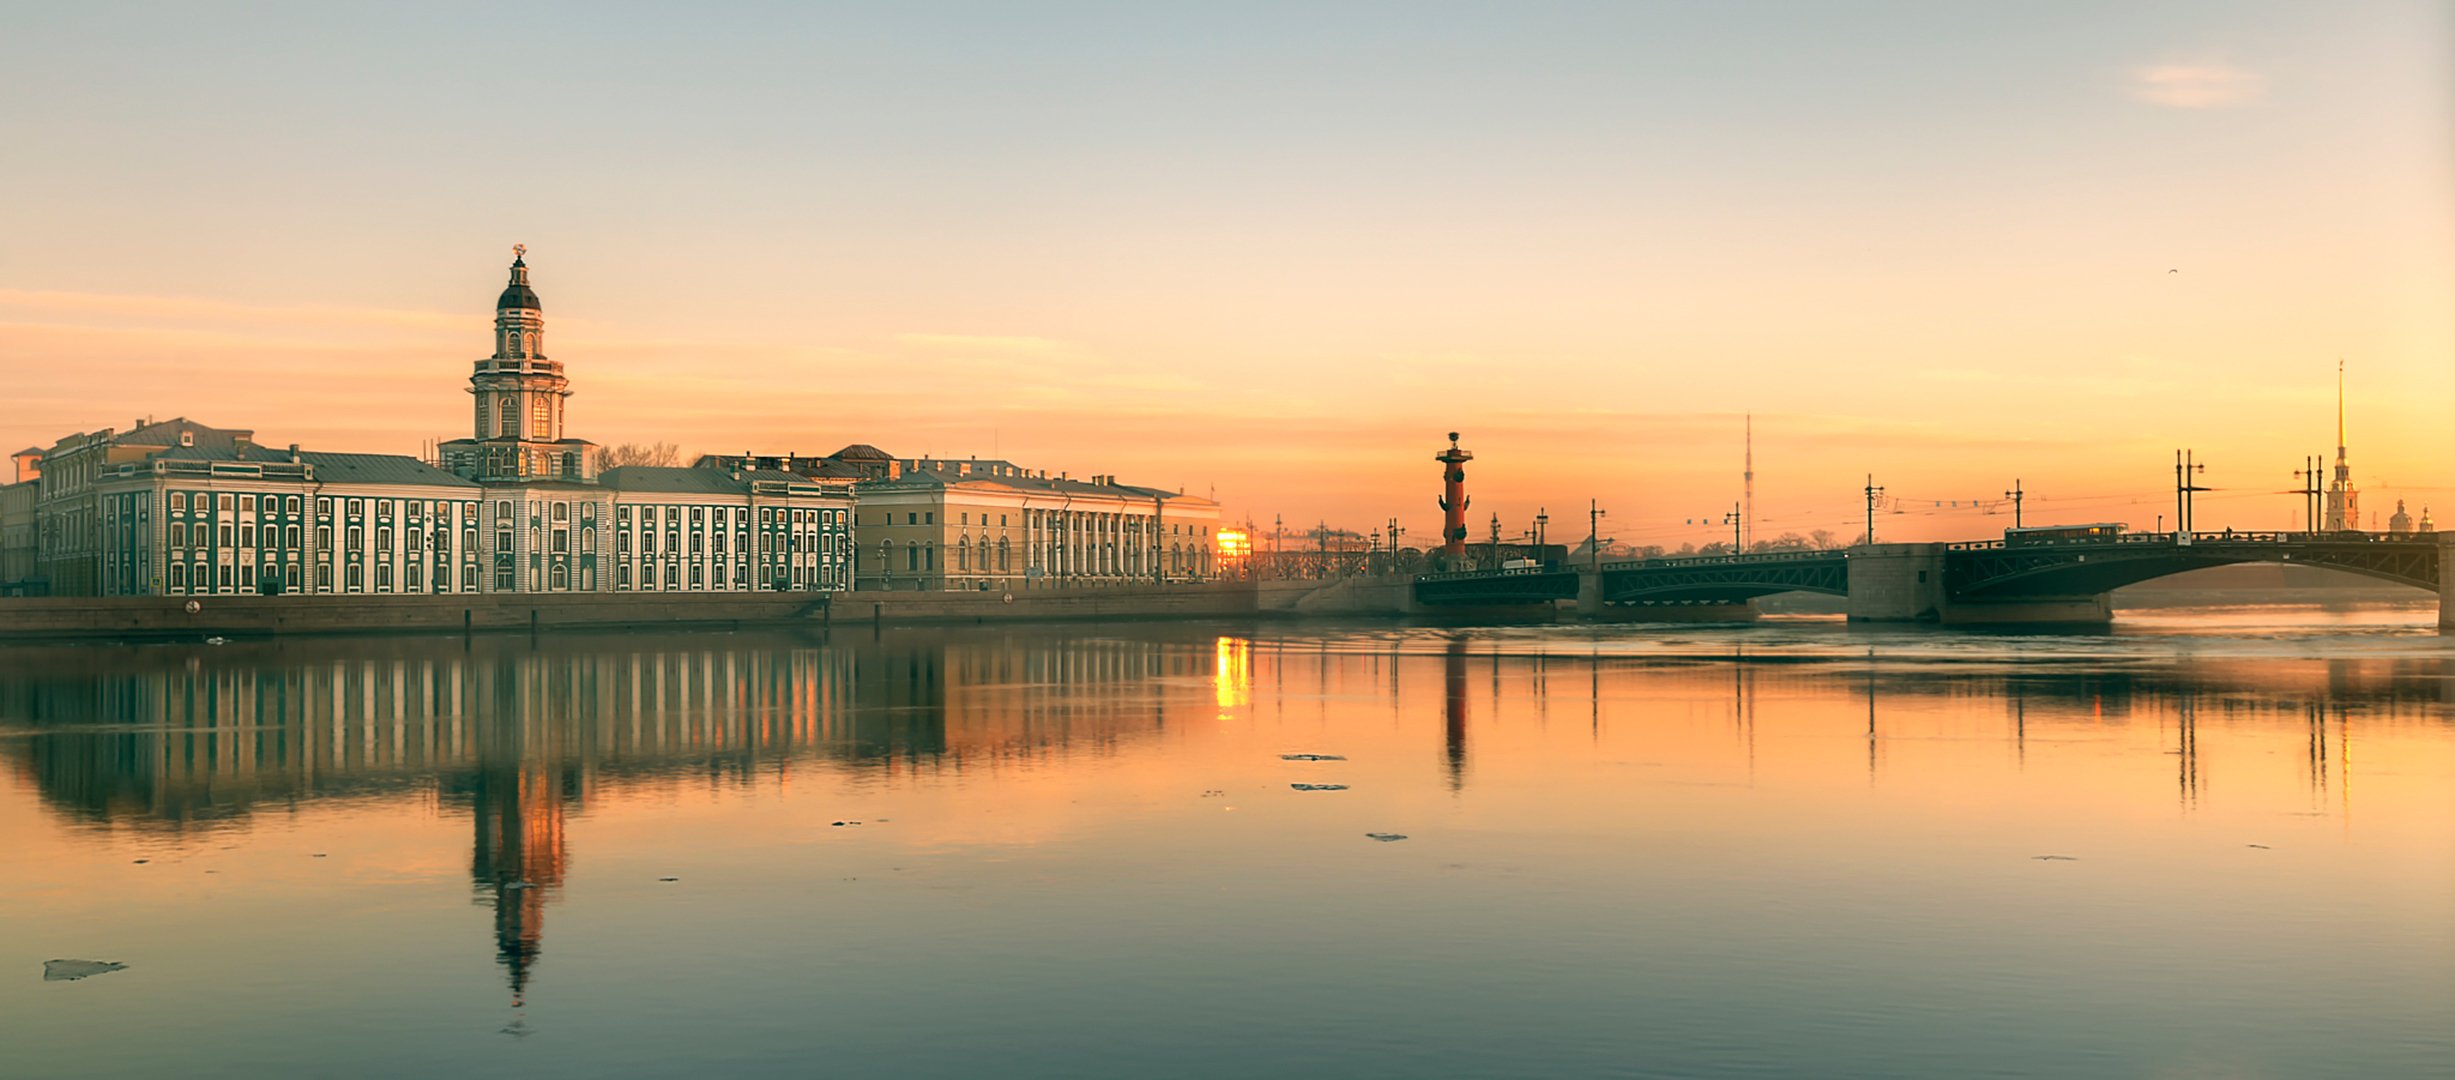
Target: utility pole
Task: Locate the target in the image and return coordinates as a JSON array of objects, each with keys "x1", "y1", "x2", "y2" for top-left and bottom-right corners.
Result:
[
  {"x1": 2293, "y1": 454, "x2": 2324, "y2": 533},
  {"x1": 2005, "y1": 479, "x2": 2024, "y2": 529},
  {"x1": 1743, "y1": 414, "x2": 1755, "y2": 551},
  {"x1": 2174, "y1": 450, "x2": 2208, "y2": 537},
  {"x1": 1533, "y1": 508, "x2": 1548, "y2": 564},
  {"x1": 1723, "y1": 502, "x2": 1742, "y2": 555},
  {"x1": 1863, "y1": 474, "x2": 1884, "y2": 545},
  {"x1": 1588, "y1": 499, "x2": 1606, "y2": 571},
  {"x1": 1489, "y1": 512, "x2": 1501, "y2": 567}
]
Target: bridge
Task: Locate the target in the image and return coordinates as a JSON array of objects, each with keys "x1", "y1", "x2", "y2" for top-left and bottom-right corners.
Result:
[{"x1": 1413, "y1": 532, "x2": 2453, "y2": 625}]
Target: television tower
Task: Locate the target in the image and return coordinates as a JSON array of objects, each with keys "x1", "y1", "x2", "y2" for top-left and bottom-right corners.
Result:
[
  {"x1": 1435, "y1": 432, "x2": 1473, "y2": 560},
  {"x1": 2325, "y1": 360, "x2": 2359, "y2": 531},
  {"x1": 1743, "y1": 414, "x2": 1755, "y2": 551}
]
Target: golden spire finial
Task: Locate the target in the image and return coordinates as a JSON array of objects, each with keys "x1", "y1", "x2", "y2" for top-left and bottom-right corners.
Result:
[{"x1": 513, "y1": 243, "x2": 527, "y2": 261}]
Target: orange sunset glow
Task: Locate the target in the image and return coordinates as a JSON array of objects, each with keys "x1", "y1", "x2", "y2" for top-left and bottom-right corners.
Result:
[{"x1": 5, "y1": 5, "x2": 2449, "y2": 549}]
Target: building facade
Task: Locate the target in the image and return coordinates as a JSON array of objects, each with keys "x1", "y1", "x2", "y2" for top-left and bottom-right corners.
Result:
[
  {"x1": 59, "y1": 252, "x2": 855, "y2": 598},
  {"x1": 853, "y1": 457, "x2": 1221, "y2": 592}
]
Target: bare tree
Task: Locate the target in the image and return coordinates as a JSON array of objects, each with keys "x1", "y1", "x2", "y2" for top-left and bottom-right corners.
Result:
[
  {"x1": 1809, "y1": 529, "x2": 1839, "y2": 550},
  {"x1": 593, "y1": 441, "x2": 681, "y2": 470}
]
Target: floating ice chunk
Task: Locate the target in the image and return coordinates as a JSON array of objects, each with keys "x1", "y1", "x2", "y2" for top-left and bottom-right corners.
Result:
[
  {"x1": 2031, "y1": 855, "x2": 2078, "y2": 861},
  {"x1": 1289, "y1": 783, "x2": 1349, "y2": 792},
  {"x1": 1279, "y1": 753, "x2": 1347, "y2": 762},
  {"x1": 43, "y1": 959, "x2": 125, "y2": 982},
  {"x1": 1364, "y1": 833, "x2": 1409, "y2": 842}
]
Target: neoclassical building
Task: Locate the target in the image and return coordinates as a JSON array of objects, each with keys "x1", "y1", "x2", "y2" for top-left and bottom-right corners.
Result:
[
  {"x1": 855, "y1": 457, "x2": 1221, "y2": 592},
  {"x1": 64, "y1": 252, "x2": 854, "y2": 597}
]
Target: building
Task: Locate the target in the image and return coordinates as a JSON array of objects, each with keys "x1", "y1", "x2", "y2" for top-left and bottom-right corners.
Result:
[
  {"x1": 853, "y1": 457, "x2": 1220, "y2": 592},
  {"x1": 36, "y1": 419, "x2": 258, "y2": 596},
  {"x1": 2325, "y1": 363, "x2": 2361, "y2": 532},
  {"x1": 1, "y1": 449, "x2": 39, "y2": 595},
  {"x1": 56, "y1": 250, "x2": 854, "y2": 597}
]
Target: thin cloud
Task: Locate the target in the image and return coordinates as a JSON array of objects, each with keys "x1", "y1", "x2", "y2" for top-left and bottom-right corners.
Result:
[
  {"x1": 893, "y1": 333, "x2": 1068, "y2": 355},
  {"x1": 2130, "y1": 62, "x2": 2265, "y2": 109}
]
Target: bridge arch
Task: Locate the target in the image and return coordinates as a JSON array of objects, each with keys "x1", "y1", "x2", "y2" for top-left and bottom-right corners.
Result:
[{"x1": 1946, "y1": 539, "x2": 2437, "y2": 601}]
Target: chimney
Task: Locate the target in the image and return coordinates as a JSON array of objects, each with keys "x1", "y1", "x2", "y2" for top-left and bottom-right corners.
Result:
[{"x1": 288, "y1": 443, "x2": 300, "y2": 463}]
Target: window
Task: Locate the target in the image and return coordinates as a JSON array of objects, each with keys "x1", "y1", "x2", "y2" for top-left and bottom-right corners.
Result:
[
  {"x1": 619, "y1": 565, "x2": 632, "y2": 589},
  {"x1": 925, "y1": 512, "x2": 934, "y2": 525},
  {"x1": 286, "y1": 496, "x2": 300, "y2": 515},
  {"x1": 170, "y1": 493, "x2": 186, "y2": 512},
  {"x1": 462, "y1": 565, "x2": 477, "y2": 590},
  {"x1": 581, "y1": 527, "x2": 595, "y2": 554},
  {"x1": 550, "y1": 529, "x2": 569, "y2": 554},
  {"x1": 619, "y1": 505, "x2": 633, "y2": 523},
  {"x1": 169, "y1": 563, "x2": 186, "y2": 591},
  {"x1": 376, "y1": 564, "x2": 393, "y2": 591},
  {"x1": 219, "y1": 494, "x2": 234, "y2": 511},
  {"x1": 317, "y1": 497, "x2": 331, "y2": 516},
  {"x1": 690, "y1": 507, "x2": 703, "y2": 524},
  {"x1": 551, "y1": 563, "x2": 568, "y2": 590},
  {"x1": 171, "y1": 523, "x2": 186, "y2": 548},
  {"x1": 499, "y1": 395, "x2": 519, "y2": 437},
  {"x1": 241, "y1": 495, "x2": 256, "y2": 512},
  {"x1": 690, "y1": 564, "x2": 703, "y2": 588},
  {"x1": 553, "y1": 502, "x2": 569, "y2": 522},
  {"x1": 961, "y1": 512, "x2": 969, "y2": 525},
  {"x1": 347, "y1": 564, "x2": 364, "y2": 592},
  {"x1": 348, "y1": 526, "x2": 363, "y2": 551},
  {"x1": 316, "y1": 525, "x2": 332, "y2": 551},
  {"x1": 218, "y1": 523, "x2": 233, "y2": 547},
  {"x1": 407, "y1": 564, "x2": 422, "y2": 590},
  {"x1": 907, "y1": 512, "x2": 917, "y2": 525},
  {"x1": 240, "y1": 524, "x2": 255, "y2": 548},
  {"x1": 665, "y1": 564, "x2": 678, "y2": 588},
  {"x1": 317, "y1": 563, "x2": 333, "y2": 589},
  {"x1": 240, "y1": 564, "x2": 255, "y2": 589}
]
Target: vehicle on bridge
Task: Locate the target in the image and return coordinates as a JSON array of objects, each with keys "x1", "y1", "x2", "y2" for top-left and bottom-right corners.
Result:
[{"x1": 2004, "y1": 522, "x2": 2125, "y2": 545}]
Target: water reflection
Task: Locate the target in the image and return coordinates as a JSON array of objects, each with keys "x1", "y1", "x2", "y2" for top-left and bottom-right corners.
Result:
[{"x1": 3, "y1": 622, "x2": 2452, "y2": 1078}]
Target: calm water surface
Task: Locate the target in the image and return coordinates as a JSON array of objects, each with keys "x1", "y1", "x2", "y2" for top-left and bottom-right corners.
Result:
[{"x1": 4, "y1": 608, "x2": 2452, "y2": 1078}]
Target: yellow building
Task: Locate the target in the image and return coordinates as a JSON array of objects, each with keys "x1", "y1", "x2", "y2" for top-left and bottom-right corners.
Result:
[{"x1": 853, "y1": 457, "x2": 1220, "y2": 591}]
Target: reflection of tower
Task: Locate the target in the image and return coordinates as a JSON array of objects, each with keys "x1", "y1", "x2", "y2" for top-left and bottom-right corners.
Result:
[
  {"x1": 1435, "y1": 432, "x2": 1473, "y2": 562},
  {"x1": 2325, "y1": 361, "x2": 2360, "y2": 531},
  {"x1": 1442, "y1": 638, "x2": 1469, "y2": 791},
  {"x1": 470, "y1": 761, "x2": 572, "y2": 1006}
]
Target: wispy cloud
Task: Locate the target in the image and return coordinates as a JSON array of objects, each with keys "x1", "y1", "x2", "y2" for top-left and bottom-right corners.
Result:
[{"x1": 2129, "y1": 62, "x2": 2265, "y2": 109}]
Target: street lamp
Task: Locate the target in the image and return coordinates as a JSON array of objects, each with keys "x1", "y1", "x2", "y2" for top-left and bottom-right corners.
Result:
[{"x1": 1533, "y1": 509, "x2": 1549, "y2": 566}]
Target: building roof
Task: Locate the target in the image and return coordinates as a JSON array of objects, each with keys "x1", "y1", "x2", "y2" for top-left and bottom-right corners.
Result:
[
  {"x1": 829, "y1": 444, "x2": 894, "y2": 461},
  {"x1": 857, "y1": 468, "x2": 1216, "y2": 506},
  {"x1": 295, "y1": 451, "x2": 479, "y2": 488},
  {"x1": 600, "y1": 466, "x2": 745, "y2": 494},
  {"x1": 11, "y1": 447, "x2": 40, "y2": 458},
  {"x1": 498, "y1": 255, "x2": 540, "y2": 311}
]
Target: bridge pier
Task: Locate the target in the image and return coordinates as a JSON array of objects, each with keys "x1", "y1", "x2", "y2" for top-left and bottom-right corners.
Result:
[
  {"x1": 2440, "y1": 534, "x2": 2455, "y2": 631},
  {"x1": 1845, "y1": 543, "x2": 1948, "y2": 622}
]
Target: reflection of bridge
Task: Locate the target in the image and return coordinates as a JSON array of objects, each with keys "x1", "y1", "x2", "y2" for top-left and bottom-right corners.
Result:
[{"x1": 1416, "y1": 533, "x2": 2453, "y2": 625}]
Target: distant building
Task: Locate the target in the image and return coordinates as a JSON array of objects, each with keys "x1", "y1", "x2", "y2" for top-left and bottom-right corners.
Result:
[
  {"x1": 2389, "y1": 499, "x2": 2414, "y2": 535},
  {"x1": 854, "y1": 458, "x2": 1220, "y2": 591},
  {"x1": 2325, "y1": 364, "x2": 2361, "y2": 531},
  {"x1": 1, "y1": 470, "x2": 37, "y2": 596}
]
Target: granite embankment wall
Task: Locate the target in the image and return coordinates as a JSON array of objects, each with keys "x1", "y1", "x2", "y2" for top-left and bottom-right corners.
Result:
[{"x1": 0, "y1": 580, "x2": 1416, "y2": 642}]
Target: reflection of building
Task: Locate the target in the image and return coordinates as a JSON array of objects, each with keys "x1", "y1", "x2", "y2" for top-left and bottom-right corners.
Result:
[{"x1": 462, "y1": 751, "x2": 576, "y2": 1001}]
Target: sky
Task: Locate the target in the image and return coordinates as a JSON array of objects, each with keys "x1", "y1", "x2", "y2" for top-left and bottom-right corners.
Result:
[{"x1": 2, "y1": 2, "x2": 2449, "y2": 547}]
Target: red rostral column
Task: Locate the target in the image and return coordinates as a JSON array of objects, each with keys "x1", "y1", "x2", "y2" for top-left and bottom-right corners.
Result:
[{"x1": 1436, "y1": 431, "x2": 1473, "y2": 560}]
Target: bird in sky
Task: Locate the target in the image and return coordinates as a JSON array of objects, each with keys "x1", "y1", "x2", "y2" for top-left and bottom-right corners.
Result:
[{"x1": 2169, "y1": 268, "x2": 2179, "y2": 273}]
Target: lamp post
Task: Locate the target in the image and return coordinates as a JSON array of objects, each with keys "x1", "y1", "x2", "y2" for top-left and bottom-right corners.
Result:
[
  {"x1": 1533, "y1": 509, "x2": 1549, "y2": 566},
  {"x1": 1863, "y1": 475, "x2": 1885, "y2": 545},
  {"x1": 1588, "y1": 499, "x2": 1606, "y2": 572},
  {"x1": 2174, "y1": 450, "x2": 2208, "y2": 537},
  {"x1": 1723, "y1": 502, "x2": 1742, "y2": 555},
  {"x1": 2005, "y1": 480, "x2": 2024, "y2": 530}
]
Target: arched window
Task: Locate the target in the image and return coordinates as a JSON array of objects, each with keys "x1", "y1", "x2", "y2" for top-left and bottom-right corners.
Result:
[
  {"x1": 998, "y1": 538, "x2": 1010, "y2": 572},
  {"x1": 532, "y1": 395, "x2": 552, "y2": 439},
  {"x1": 957, "y1": 539, "x2": 969, "y2": 570},
  {"x1": 499, "y1": 395, "x2": 519, "y2": 437},
  {"x1": 550, "y1": 563, "x2": 568, "y2": 590},
  {"x1": 509, "y1": 331, "x2": 524, "y2": 356}
]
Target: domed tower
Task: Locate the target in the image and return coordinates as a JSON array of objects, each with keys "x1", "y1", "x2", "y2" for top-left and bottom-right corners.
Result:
[{"x1": 443, "y1": 247, "x2": 595, "y2": 482}]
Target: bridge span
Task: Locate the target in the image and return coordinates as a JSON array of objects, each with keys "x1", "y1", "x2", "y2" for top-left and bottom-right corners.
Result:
[{"x1": 1413, "y1": 532, "x2": 2455, "y2": 626}]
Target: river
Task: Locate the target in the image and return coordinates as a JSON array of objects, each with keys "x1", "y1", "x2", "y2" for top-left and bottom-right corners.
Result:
[{"x1": 3, "y1": 606, "x2": 2450, "y2": 1078}]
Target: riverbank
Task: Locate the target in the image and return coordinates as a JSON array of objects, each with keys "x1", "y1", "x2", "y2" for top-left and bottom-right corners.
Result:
[{"x1": 0, "y1": 579, "x2": 1426, "y2": 642}]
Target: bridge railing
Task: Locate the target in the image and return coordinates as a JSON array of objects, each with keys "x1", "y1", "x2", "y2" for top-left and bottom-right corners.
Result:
[
  {"x1": 1597, "y1": 549, "x2": 1850, "y2": 573},
  {"x1": 1946, "y1": 531, "x2": 2438, "y2": 552}
]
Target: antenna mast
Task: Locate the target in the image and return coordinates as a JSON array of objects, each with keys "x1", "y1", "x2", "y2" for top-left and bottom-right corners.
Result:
[{"x1": 1743, "y1": 414, "x2": 1755, "y2": 551}]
